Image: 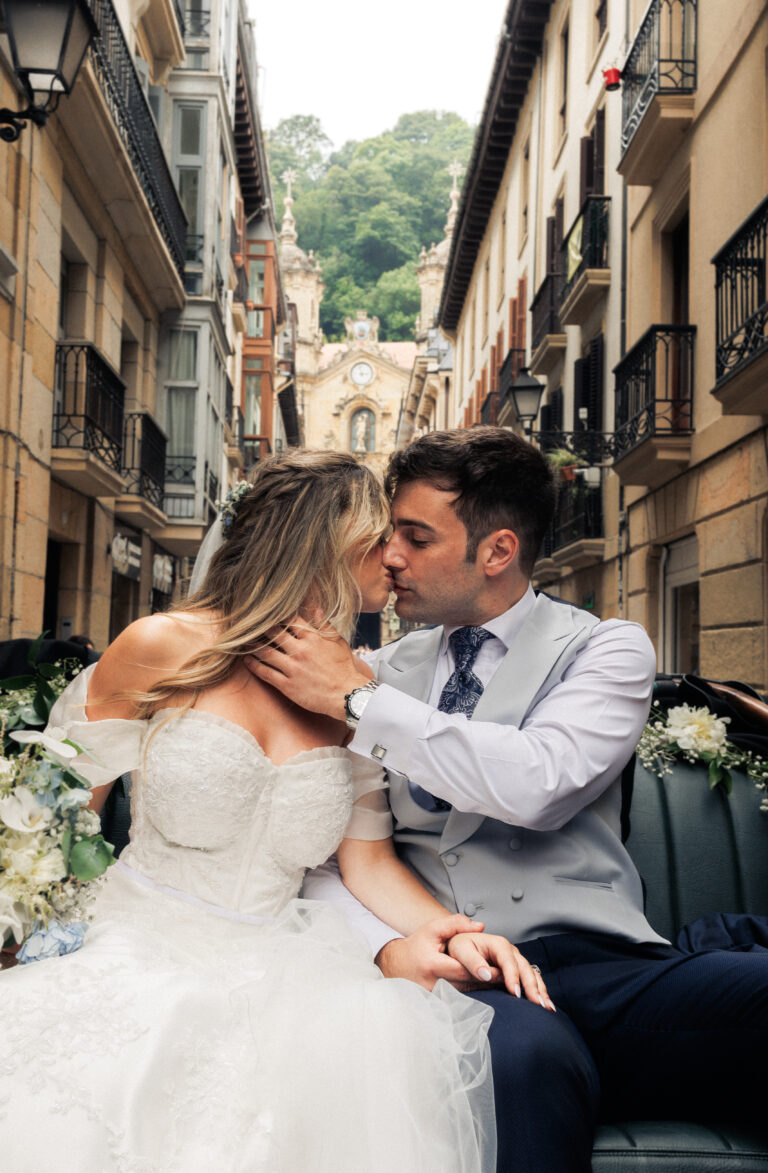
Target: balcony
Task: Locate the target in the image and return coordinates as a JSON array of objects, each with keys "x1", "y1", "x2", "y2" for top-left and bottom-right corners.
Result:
[
  {"x1": 619, "y1": 0, "x2": 697, "y2": 186},
  {"x1": 613, "y1": 325, "x2": 696, "y2": 486},
  {"x1": 529, "y1": 273, "x2": 567, "y2": 375},
  {"x1": 496, "y1": 348, "x2": 527, "y2": 426},
  {"x1": 559, "y1": 198, "x2": 611, "y2": 327},
  {"x1": 138, "y1": 0, "x2": 185, "y2": 78},
  {"x1": 243, "y1": 436, "x2": 271, "y2": 471},
  {"x1": 551, "y1": 478, "x2": 605, "y2": 571},
  {"x1": 52, "y1": 342, "x2": 126, "y2": 497},
  {"x1": 232, "y1": 266, "x2": 249, "y2": 333},
  {"x1": 115, "y1": 413, "x2": 168, "y2": 532},
  {"x1": 711, "y1": 195, "x2": 768, "y2": 417},
  {"x1": 184, "y1": 233, "x2": 204, "y2": 296},
  {"x1": 58, "y1": 0, "x2": 187, "y2": 307}
]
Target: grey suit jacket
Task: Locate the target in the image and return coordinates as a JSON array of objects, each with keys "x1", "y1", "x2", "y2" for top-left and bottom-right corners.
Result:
[{"x1": 374, "y1": 593, "x2": 667, "y2": 947}]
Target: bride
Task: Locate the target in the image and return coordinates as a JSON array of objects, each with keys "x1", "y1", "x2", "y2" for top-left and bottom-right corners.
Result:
[{"x1": 0, "y1": 450, "x2": 543, "y2": 1172}]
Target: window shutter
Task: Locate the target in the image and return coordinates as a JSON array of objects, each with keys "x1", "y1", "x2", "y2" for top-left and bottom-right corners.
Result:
[
  {"x1": 573, "y1": 356, "x2": 588, "y2": 430},
  {"x1": 550, "y1": 385, "x2": 564, "y2": 431},
  {"x1": 580, "y1": 136, "x2": 594, "y2": 207},
  {"x1": 546, "y1": 216, "x2": 556, "y2": 274},
  {"x1": 588, "y1": 333, "x2": 604, "y2": 432},
  {"x1": 593, "y1": 109, "x2": 605, "y2": 196}
]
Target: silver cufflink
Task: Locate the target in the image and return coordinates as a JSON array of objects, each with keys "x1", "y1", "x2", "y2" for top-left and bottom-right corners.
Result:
[{"x1": 371, "y1": 744, "x2": 387, "y2": 760}]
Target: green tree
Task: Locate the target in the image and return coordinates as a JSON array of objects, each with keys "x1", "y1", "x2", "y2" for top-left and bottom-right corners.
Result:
[{"x1": 266, "y1": 110, "x2": 474, "y2": 340}]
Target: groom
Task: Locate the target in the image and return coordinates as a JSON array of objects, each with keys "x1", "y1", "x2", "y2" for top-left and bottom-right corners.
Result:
[{"x1": 250, "y1": 426, "x2": 768, "y2": 1172}]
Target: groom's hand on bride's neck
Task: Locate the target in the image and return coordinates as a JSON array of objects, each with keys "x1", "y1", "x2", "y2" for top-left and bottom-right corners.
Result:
[{"x1": 244, "y1": 616, "x2": 372, "y2": 719}]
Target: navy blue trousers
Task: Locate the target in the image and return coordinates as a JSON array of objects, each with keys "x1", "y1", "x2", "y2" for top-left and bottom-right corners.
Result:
[{"x1": 467, "y1": 923, "x2": 768, "y2": 1173}]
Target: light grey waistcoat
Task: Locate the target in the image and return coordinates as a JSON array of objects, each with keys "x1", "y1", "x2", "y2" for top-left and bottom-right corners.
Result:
[{"x1": 375, "y1": 592, "x2": 668, "y2": 947}]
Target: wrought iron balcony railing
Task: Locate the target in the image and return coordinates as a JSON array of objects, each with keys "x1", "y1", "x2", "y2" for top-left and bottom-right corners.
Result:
[
  {"x1": 86, "y1": 0, "x2": 187, "y2": 278},
  {"x1": 550, "y1": 479, "x2": 603, "y2": 554},
  {"x1": 712, "y1": 194, "x2": 768, "y2": 383},
  {"x1": 53, "y1": 342, "x2": 125, "y2": 472},
  {"x1": 622, "y1": 0, "x2": 697, "y2": 155},
  {"x1": 559, "y1": 197, "x2": 610, "y2": 308},
  {"x1": 480, "y1": 392, "x2": 499, "y2": 426},
  {"x1": 531, "y1": 273, "x2": 564, "y2": 353},
  {"x1": 165, "y1": 454, "x2": 196, "y2": 485},
  {"x1": 184, "y1": 5, "x2": 210, "y2": 38},
  {"x1": 536, "y1": 429, "x2": 618, "y2": 465},
  {"x1": 614, "y1": 324, "x2": 696, "y2": 459},
  {"x1": 122, "y1": 412, "x2": 167, "y2": 509}
]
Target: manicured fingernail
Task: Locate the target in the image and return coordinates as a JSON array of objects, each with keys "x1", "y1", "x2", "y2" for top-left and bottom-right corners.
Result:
[
  {"x1": 514, "y1": 983, "x2": 521, "y2": 998},
  {"x1": 548, "y1": 1000, "x2": 557, "y2": 1012},
  {"x1": 477, "y1": 966, "x2": 493, "y2": 982},
  {"x1": 469, "y1": 921, "x2": 483, "y2": 929},
  {"x1": 539, "y1": 997, "x2": 548, "y2": 1010}
]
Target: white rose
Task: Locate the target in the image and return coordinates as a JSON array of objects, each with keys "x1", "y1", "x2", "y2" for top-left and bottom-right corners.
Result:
[
  {"x1": 29, "y1": 847, "x2": 68, "y2": 885},
  {"x1": 1, "y1": 833, "x2": 65, "y2": 884},
  {"x1": 666, "y1": 704, "x2": 729, "y2": 755},
  {"x1": 0, "y1": 786, "x2": 54, "y2": 832}
]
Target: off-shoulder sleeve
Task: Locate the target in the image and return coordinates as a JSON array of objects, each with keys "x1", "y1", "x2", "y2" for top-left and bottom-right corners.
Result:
[
  {"x1": 343, "y1": 754, "x2": 392, "y2": 841},
  {"x1": 47, "y1": 664, "x2": 146, "y2": 787}
]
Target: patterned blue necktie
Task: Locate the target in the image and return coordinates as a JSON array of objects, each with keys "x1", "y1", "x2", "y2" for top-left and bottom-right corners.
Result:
[{"x1": 409, "y1": 626, "x2": 494, "y2": 813}]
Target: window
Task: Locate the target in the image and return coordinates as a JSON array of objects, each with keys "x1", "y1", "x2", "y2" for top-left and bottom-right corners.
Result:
[
  {"x1": 559, "y1": 20, "x2": 569, "y2": 141},
  {"x1": 573, "y1": 334, "x2": 604, "y2": 432},
  {"x1": 662, "y1": 535, "x2": 699, "y2": 673},
  {"x1": 166, "y1": 388, "x2": 196, "y2": 466},
  {"x1": 482, "y1": 257, "x2": 490, "y2": 343},
  {"x1": 174, "y1": 103, "x2": 206, "y2": 241},
  {"x1": 580, "y1": 108, "x2": 605, "y2": 207},
  {"x1": 498, "y1": 209, "x2": 507, "y2": 302},
  {"x1": 247, "y1": 308, "x2": 265, "y2": 337},
  {"x1": 248, "y1": 259, "x2": 265, "y2": 303},
  {"x1": 350, "y1": 408, "x2": 375, "y2": 453},
  {"x1": 595, "y1": 0, "x2": 607, "y2": 45},
  {"x1": 168, "y1": 330, "x2": 197, "y2": 381},
  {"x1": 244, "y1": 374, "x2": 262, "y2": 434},
  {"x1": 185, "y1": 0, "x2": 210, "y2": 38}
]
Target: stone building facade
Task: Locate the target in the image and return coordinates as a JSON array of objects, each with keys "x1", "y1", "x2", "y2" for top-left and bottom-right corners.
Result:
[
  {"x1": 437, "y1": 0, "x2": 768, "y2": 690},
  {"x1": 0, "y1": 0, "x2": 279, "y2": 646}
]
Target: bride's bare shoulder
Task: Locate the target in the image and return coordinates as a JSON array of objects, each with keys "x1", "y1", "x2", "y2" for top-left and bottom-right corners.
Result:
[{"x1": 87, "y1": 611, "x2": 219, "y2": 717}]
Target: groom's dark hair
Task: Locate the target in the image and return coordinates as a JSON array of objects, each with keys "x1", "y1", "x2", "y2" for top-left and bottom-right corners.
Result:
[{"x1": 385, "y1": 426, "x2": 557, "y2": 575}]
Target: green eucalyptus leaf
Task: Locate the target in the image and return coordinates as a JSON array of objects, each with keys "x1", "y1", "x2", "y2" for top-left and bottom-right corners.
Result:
[
  {"x1": 37, "y1": 679, "x2": 55, "y2": 704},
  {"x1": 0, "y1": 674, "x2": 35, "y2": 691},
  {"x1": 37, "y1": 663, "x2": 59, "y2": 680},
  {"x1": 69, "y1": 835, "x2": 115, "y2": 882},
  {"x1": 708, "y1": 760, "x2": 723, "y2": 787}
]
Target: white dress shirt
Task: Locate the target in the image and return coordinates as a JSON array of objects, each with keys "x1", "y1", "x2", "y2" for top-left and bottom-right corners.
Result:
[{"x1": 302, "y1": 586, "x2": 657, "y2": 957}]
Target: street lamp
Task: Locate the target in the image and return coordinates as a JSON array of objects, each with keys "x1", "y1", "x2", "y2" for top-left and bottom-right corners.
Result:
[
  {"x1": 0, "y1": 0, "x2": 97, "y2": 143},
  {"x1": 508, "y1": 367, "x2": 545, "y2": 437}
]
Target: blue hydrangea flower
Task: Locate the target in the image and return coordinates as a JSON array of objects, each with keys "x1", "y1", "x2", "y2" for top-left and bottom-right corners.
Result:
[{"x1": 18, "y1": 920, "x2": 88, "y2": 964}]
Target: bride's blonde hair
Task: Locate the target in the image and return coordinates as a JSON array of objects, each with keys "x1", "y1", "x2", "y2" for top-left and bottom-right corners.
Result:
[{"x1": 133, "y1": 449, "x2": 389, "y2": 717}]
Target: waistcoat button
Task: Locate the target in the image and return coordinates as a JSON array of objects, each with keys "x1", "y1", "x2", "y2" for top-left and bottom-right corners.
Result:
[
  {"x1": 511, "y1": 888, "x2": 524, "y2": 901},
  {"x1": 443, "y1": 853, "x2": 459, "y2": 867},
  {"x1": 508, "y1": 837, "x2": 522, "y2": 851},
  {"x1": 463, "y1": 902, "x2": 477, "y2": 917}
]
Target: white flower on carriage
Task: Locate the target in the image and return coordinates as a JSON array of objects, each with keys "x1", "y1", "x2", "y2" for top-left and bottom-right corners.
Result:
[{"x1": 665, "y1": 704, "x2": 729, "y2": 756}]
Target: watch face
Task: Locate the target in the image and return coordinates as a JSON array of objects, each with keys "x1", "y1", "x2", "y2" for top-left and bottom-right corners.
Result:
[{"x1": 350, "y1": 361, "x2": 374, "y2": 387}]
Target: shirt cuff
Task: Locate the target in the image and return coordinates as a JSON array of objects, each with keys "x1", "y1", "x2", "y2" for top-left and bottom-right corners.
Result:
[{"x1": 347, "y1": 682, "x2": 433, "y2": 771}]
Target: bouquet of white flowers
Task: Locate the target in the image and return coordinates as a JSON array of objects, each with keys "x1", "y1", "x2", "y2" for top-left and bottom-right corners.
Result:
[
  {"x1": 637, "y1": 701, "x2": 768, "y2": 800},
  {"x1": 0, "y1": 636, "x2": 115, "y2": 958}
]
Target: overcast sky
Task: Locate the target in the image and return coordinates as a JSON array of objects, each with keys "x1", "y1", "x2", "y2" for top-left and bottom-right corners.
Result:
[{"x1": 248, "y1": 0, "x2": 509, "y2": 147}]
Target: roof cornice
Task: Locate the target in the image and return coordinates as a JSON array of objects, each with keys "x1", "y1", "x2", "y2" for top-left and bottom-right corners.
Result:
[{"x1": 438, "y1": 0, "x2": 554, "y2": 332}]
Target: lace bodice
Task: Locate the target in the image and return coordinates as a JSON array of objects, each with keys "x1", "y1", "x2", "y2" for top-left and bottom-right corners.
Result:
[{"x1": 49, "y1": 666, "x2": 389, "y2": 916}]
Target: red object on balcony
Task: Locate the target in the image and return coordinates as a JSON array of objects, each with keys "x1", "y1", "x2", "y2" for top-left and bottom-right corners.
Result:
[{"x1": 603, "y1": 67, "x2": 621, "y2": 91}]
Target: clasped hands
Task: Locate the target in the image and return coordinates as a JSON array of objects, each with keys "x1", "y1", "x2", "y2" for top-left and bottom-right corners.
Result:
[{"x1": 376, "y1": 915, "x2": 556, "y2": 1010}]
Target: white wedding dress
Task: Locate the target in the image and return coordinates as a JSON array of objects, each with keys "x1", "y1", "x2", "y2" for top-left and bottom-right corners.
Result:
[{"x1": 0, "y1": 667, "x2": 495, "y2": 1173}]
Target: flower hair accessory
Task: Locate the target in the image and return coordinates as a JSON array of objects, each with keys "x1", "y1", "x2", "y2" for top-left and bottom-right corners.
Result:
[{"x1": 218, "y1": 480, "x2": 252, "y2": 537}]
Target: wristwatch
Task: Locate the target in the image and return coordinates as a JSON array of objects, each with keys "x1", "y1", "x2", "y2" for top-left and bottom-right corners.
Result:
[{"x1": 344, "y1": 681, "x2": 380, "y2": 729}]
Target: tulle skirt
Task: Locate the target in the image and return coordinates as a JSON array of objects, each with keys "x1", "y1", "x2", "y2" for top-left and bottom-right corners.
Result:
[{"x1": 0, "y1": 866, "x2": 496, "y2": 1172}]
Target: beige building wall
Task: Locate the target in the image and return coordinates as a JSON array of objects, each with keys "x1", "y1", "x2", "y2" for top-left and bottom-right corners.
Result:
[
  {"x1": 439, "y1": 0, "x2": 768, "y2": 688},
  {"x1": 0, "y1": 0, "x2": 186, "y2": 647}
]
